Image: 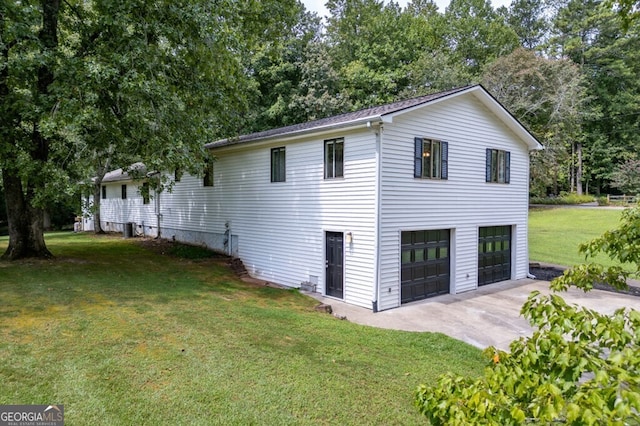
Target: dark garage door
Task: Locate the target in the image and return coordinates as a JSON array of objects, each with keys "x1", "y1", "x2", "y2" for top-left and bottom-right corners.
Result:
[
  {"x1": 478, "y1": 226, "x2": 511, "y2": 286},
  {"x1": 401, "y1": 229, "x2": 450, "y2": 304}
]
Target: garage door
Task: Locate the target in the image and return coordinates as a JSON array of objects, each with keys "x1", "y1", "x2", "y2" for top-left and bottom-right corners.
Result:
[
  {"x1": 478, "y1": 226, "x2": 511, "y2": 286},
  {"x1": 401, "y1": 229, "x2": 450, "y2": 304}
]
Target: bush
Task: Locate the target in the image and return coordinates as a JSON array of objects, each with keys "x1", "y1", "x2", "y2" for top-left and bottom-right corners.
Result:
[
  {"x1": 530, "y1": 193, "x2": 595, "y2": 205},
  {"x1": 416, "y1": 207, "x2": 640, "y2": 424}
]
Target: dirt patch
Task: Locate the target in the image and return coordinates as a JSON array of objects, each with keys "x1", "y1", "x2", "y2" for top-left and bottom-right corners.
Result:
[
  {"x1": 136, "y1": 237, "x2": 227, "y2": 261},
  {"x1": 530, "y1": 263, "x2": 640, "y2": 297}
]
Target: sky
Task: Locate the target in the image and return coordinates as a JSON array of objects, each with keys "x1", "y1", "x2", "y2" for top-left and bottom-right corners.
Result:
[{"x1": 302, "y1": 0, "x2": 512, "y2": 19}]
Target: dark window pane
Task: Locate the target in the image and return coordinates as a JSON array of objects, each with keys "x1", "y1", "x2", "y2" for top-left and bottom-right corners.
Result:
[
  {"x1": 203, "y1": 160, "x2": 214, "y2": 187},
  {"x1": 422, "y1": 141, "x2": 432, "y2": 178},
  {"x1": 433, "y1": 141, "x2": 441, "y2": 178},
  {"x1": 325, "y1": 140, "x2": 334, "y2": 178},
  {"x1": 271, "y1": 147, "x2": 286, "y2": 182},
  {"x1": 335, "y1": 139, "x2": 344, "y2": 177}
]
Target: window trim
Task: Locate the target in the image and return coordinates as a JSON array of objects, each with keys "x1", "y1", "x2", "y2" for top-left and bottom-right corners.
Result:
[
  {"x1": 414, "y1": 137, "x2": 448, "y2": 180},
  {"x1": 485, "y1": 148, "x2": 511, "y2": 184},
  {"x1": 271, "y1": 147, "x2": 286, "y2": 183},
  {"x1": 324, "y1": 138, "x2": 344, "y2": 179}
]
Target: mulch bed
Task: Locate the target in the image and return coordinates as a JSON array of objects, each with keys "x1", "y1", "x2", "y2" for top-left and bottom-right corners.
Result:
[{"x1": 529, "y1": 263, "x2": 640, "y2": 297}]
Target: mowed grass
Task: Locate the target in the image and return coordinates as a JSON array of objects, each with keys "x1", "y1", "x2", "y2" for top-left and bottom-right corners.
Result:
[
  {"x1": 529, "y1": 207, "x2": 625, "y2": 268},
  {"x1": 0, "y1": 233, "x2": 484, "y2": 425}
]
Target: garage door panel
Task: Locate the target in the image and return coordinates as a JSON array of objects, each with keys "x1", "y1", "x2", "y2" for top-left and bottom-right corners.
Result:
[
  {"x1": 401, "y1": 229, "x2": 450, "y2": 304},
  {"x1": 478, "y1": 226, "x2": 511, "y2": 286}
]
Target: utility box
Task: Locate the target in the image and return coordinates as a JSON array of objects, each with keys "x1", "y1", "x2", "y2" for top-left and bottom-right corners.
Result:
[{"x1": 123, "y1": 222, "x2": 134, "y2": 238}]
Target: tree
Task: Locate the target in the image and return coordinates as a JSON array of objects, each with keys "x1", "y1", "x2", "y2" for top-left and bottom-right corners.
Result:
[
  {"x1": 611, "y1": 158, "x2": 640, "y2": 195},
  {"x1": 1, "y1": 1, "x2": 61, "y2": 259},
  {"x1": 416, "y1": 206, "x2": 640, "y2": 424},
  {"x1": 0, "y1": 0, "x2": 297, "y2": 258},
  {"x1": 482, "y1": 48, "x2": 587, "y2": 196},
  {"x1": 549, "y1": 0, "x2": 640, "y2": 194},
  {"x1": 503, "y1": 0, "x2": 549, "y2": 49},
  {"x1": 443, "y1": 0, "x2": 520, "y2": 77}
]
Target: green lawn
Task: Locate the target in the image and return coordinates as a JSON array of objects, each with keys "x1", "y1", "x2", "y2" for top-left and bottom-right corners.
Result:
[
  {"x1": 0, "y1": 233, "x2": 484, "y2": 425},
  {"x1": 529, "y1": 207, "x2": 625, "y2": 268}
]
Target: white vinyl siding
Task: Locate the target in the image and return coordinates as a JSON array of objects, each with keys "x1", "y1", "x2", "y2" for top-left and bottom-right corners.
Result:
[
  {"x1": 99, "y1": 181, "x2": 157, "y2": 235},
  {"x1": 378, "y1": 95, "x2": 530, "y2": 311},
  {"x1": 158, "y1": 130, "x2": 378, "y2": 309}
]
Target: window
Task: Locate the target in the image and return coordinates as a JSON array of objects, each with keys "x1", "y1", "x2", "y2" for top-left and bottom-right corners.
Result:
[
  {"x1": 174, "y1": 168, "x2": 182, "y2": 182},
  {"x1": 203, "y1": 159, "x2": 214, "y2": 187},
  {"x1": 414, "y1": 138, "x2": 448, "y2": 179},
  {"x1": 324, "y1": 138, "x2": 344, "y2": 179},
  {"x1": 486, "y1": 148, "x2": 510, "y2": 183},
  {"x1": 121, "y1": 185, "x2": 127, "y2": 199},
  {"x1": 271, "y1": 147, "x2": 286, "y2": 182},
  {"x1": 101, "y1": 185, "x2": 106, "y2": 199},
  {"x1": 142, "y1": 182, "x2": 150, "y2": 205}
]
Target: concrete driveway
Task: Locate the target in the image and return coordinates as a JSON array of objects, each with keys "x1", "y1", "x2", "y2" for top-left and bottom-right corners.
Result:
[{"x1": 310, "y1": 279, "x2": 640, "y2": 350}]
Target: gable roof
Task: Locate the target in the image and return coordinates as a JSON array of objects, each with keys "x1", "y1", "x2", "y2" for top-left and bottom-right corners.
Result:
[
  {"x1": 206, "y1": 85, "x2": 543, "y2": 151},
  {"x1": 101, "y1": 162, "x2": 148, "y2": 183}
]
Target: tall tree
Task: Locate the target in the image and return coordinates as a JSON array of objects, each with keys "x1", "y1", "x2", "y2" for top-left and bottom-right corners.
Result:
[
  {"x1": 550, "y1": 0, "x2": 640, "y2": 194},
  {"x1": 503, "y1": 0, "x2": 549, "y2": 49},
  {"x1": 0, "y1": 0, "x2": 297, "y2": 259},
  {"x1": 443, "y1": 0, "x2": 520, "y2": 77},
  {"x1": 482, "y1": 48, "x2": 587, "y2": 196},
  {"x1": 1, "y1": 1, "x2": 60, "y2": 258}
]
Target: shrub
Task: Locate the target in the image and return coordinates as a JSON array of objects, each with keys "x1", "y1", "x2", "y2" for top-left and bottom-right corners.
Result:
[
  {"x1": 416, "y1": 207, "x2": 640, "y2": 424},
  {"x1": 530, "y1": 193, "x2": 595, "y2": 205}
]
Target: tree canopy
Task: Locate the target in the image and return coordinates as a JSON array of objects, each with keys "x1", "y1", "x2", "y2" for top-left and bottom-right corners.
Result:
[{"x1": 2, "y1": 0, "x2": 640, "y2": 257}]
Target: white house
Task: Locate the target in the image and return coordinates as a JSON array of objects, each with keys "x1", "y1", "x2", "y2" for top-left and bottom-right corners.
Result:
[{"x1": 94, "y1": 85, "x2": 542, "y2": 311}]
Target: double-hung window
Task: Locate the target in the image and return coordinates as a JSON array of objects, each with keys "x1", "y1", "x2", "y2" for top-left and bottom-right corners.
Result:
[
  {"x1": 324, "y1": 138, "x2": 344, "y2": 179},
  {"x1": 271, "y1": 147, "x2": 286, "y2": 182},
  {"x1": 486, "y1": 148, "x2": 510, "y2": 183},
  {"x1": 414, "y1": 137, "x2": 448, "y2": 179}
]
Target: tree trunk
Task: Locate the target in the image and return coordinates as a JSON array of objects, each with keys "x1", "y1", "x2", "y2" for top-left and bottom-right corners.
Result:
[
  {"x1": 0, "y1": 0, "x2": 60, "y2": 260},
  {"x1": 1, "y1": 169, "x2": 52, "y2": 260},
  {"x1": 576, "y1": 142, "x2": 583, "y2": 195},
  {"x1": 93, "y1": 180, "x2": 105, "y2": 234}
]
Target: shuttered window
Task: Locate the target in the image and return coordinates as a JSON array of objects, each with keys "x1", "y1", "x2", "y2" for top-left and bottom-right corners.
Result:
[
  {"x1": 485, "y1": 148, "x2": 510, "y2": 183},
  {"x1": 414, "y1": 137, "x2": 448, "y2": 179}
]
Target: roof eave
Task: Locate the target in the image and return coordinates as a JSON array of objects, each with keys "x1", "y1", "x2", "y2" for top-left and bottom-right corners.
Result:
[{"x1": 206, "y1": 116, "x2": 384, "y2": 149}]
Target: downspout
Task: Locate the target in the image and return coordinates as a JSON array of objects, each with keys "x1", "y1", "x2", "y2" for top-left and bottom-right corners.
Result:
[
  {"x1": 372, "y1": 122, "x2": 383, "y2": 312},
  {"x1": 156, "y1": 188, "x2": 161, "y2": 239}
]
